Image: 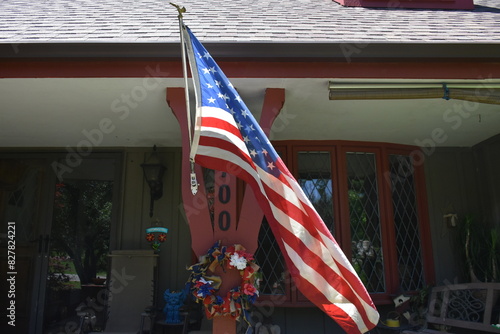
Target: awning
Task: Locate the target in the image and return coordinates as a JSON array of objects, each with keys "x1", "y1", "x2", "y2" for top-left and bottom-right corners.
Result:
[{"x1": 329, "y1": 81, "x2": 500, "y2": 105}]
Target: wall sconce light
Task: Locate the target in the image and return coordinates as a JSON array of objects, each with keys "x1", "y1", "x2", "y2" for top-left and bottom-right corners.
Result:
[{"x1": 141, "y1": 145, "x2": 166, "y2": 217}]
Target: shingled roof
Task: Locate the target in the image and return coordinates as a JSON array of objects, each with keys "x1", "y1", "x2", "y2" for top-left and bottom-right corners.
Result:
[
  {"x1": 1, "y1": 0, "x2": 499, "y2": 43},
  {"x1": 0, "y1": 0, "x2": 499, "y2": 59}
]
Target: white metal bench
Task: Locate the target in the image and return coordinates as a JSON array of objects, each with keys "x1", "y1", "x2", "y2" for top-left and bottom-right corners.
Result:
[{"x1": 403, "y1": 282, "x2": 500, "y2": 333}]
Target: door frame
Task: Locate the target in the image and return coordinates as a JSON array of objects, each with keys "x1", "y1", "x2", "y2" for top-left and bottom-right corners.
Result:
[{"x1": 0, "y1": 151, "x2": 123, "y2": 334}]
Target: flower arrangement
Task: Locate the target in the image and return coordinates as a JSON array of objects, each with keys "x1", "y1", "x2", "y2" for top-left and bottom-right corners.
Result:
[{"x1": 186, "y1": 241, "x2": 260, "y2": 323}]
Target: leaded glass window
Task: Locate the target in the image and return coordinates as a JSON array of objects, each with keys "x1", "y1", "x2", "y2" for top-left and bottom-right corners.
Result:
[
  {"x1": 255, "y1": 218, "x2": 287, "y2": 295},
  {"x1": 297, "y1": 151, "x2": 335, "y2": 234},
  {"x1": 346, "y1": 152, "x2": 385, "y2": 293},
  {"x1": 390, "y1": 154, "x2": 425, "y2": 291},
  {"x1": 254, "y1": 143, "x2": 432, "y2": 304}
]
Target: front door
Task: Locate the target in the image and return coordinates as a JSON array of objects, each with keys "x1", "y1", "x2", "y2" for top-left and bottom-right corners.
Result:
[
  {"x1": 1, "y1": 157, "x2": 49, "y2": 334},
  {"x1": 0, "y1": 154, "x2": 121, "y2": 334}
]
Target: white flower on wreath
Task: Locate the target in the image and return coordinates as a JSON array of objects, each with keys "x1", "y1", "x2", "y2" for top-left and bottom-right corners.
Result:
[
  {"x1": 229, "y1": 253, "x2": 247, "y2": 270},
  {"x1": 199, "y1": 277, "x2": 212, "y2": 285}
]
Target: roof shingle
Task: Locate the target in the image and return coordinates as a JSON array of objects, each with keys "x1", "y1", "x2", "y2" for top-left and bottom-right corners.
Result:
[{"x1": 0, "y1": 0, "x2": 499, "y2": 44}]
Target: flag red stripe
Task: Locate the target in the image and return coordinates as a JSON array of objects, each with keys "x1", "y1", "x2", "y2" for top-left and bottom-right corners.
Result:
[{"x1": 201, "y1": 116, "x2": 244, "y2": 140}]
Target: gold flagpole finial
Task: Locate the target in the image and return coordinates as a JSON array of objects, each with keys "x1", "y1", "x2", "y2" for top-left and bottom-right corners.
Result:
[{"x1": 170, "y1": 3, "x2": 186, "y2": 19}]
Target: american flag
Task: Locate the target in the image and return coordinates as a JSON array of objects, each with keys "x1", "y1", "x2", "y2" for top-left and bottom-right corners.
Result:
[{"x1": 182, "y1": 24, "x2": 379, "y2": 333}]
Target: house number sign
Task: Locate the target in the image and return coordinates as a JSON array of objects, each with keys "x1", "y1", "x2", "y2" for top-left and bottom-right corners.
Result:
[{"x1": 218, "y1": 181, "x2": 231, "y2": 231}]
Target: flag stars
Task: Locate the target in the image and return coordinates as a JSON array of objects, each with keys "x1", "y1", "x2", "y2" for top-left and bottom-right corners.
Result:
[
  {"x1": 249, "y1": 149, "x2": 257, "y2": 158},
  {"x1": 267, "y1": 161, "x2": 275, "y2": 170},
  {"x1": 206, "y1": 83, "x2": 213, "y2": 89},
  {"x1": 202, "y1": 68, "x2": 210, "y2": 74},
  {"x1": 207, "y1": 97, "x2": 216, "y2": 104},
  {"x1": 241, "y1": 109, "x2": 248, "y2": 118},
  {"x1": 215, "y1": 80, "x2": 222, "y2": 87},
  {"x1": 209, "y1": 67, "x2": 217, "y2": 74},
  {"x1": 202, "y1": 52, "x2": 211, "y2": 59},
  {"x1": 262, "y1": 149, "x2": 268, "y2": 156}
]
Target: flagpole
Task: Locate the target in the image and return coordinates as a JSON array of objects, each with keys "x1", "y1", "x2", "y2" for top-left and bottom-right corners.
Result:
[{"x1": 172, "y1": 3, "x2": 199, "y2": 194}]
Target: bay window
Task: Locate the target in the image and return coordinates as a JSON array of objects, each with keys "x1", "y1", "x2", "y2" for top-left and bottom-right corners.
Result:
[{"x1": 255, "y1": 141, "x2": 434, "y2": 305}]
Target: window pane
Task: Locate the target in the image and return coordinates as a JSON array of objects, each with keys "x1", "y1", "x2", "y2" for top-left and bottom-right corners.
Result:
[
  {"x1": 255, "y1": 218, "x2": 286, "y2": 295},
  {"x1": 389, "y1": 155, "x2": 425, "y2": 291},
  {"x1": 346, "y1": 152, "x2": 385, "y2": 293},
  {"x1": 297, "y1": 151, "x2": 335, "y2": 235}
]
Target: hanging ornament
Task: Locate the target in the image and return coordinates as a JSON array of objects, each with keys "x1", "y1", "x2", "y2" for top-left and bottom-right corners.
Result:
[{"x1": 145, "y1": 221, "x2": 169, "y2": 252}]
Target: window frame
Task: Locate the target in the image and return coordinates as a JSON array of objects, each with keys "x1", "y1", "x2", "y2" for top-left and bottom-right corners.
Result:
[{"x1": 256, "y1": 140, "x2": 434, "y2": 306}]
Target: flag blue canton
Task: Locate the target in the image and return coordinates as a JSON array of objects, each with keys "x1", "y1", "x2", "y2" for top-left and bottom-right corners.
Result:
[{"x1": 187, "y1": 27, "x2": 281, "y2": 178}]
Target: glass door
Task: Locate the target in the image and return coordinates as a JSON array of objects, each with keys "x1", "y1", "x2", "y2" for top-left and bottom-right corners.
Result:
[
  {"x1": 0, "y1": 158, "x2": 50, "y2": 334},
  {"x1": 42, "y1": 158, "x2": 118, "y2": 334},
  {"x1": 0, "y1": 154, "x2": 120, "y2": 334}
]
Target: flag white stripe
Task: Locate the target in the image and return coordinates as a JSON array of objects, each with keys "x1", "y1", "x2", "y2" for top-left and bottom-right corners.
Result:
[
  {"x1": 318, "y1": 232, "x2": 381, "y2": 325},
  {"x1": 202, "y1": 106, "x2": 239, "y2": 126},
  {"x1": 283, "y1": 241, "x2": 369, "y2": 333},
  {"x1": 196, "y1": 144, "x2": 270, "y2": 199}
]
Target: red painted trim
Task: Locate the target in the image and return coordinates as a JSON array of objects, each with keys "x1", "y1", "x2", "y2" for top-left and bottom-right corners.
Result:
[
  {"x1": 2, "y1": 59, "x2": 500, "y2": 79},
  {"x1": 259, "y1": 88, "x2": 286, "y2": 135},
  {"x1": 378, "y1": 146, "x2": 401, "y2": 297}
]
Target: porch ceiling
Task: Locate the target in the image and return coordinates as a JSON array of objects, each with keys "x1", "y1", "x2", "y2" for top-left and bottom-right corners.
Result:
[{"x1": 1, "y1": 77, "x2": 499, "y2": 149}]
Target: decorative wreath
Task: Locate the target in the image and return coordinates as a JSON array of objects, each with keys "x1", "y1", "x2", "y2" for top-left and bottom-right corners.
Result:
[{"x1": 186, "y1": 241, "x2": 260, "y2": 323}]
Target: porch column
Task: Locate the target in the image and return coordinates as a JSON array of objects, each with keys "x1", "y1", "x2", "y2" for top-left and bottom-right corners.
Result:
[{"x1": 168, "y1": 87, "x2": 285, "y2": 334}]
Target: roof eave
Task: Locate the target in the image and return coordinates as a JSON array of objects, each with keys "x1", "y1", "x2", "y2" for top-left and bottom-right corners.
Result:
[{"x1": 1, "y1": 42, "x2": 500, "y2": 60}]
